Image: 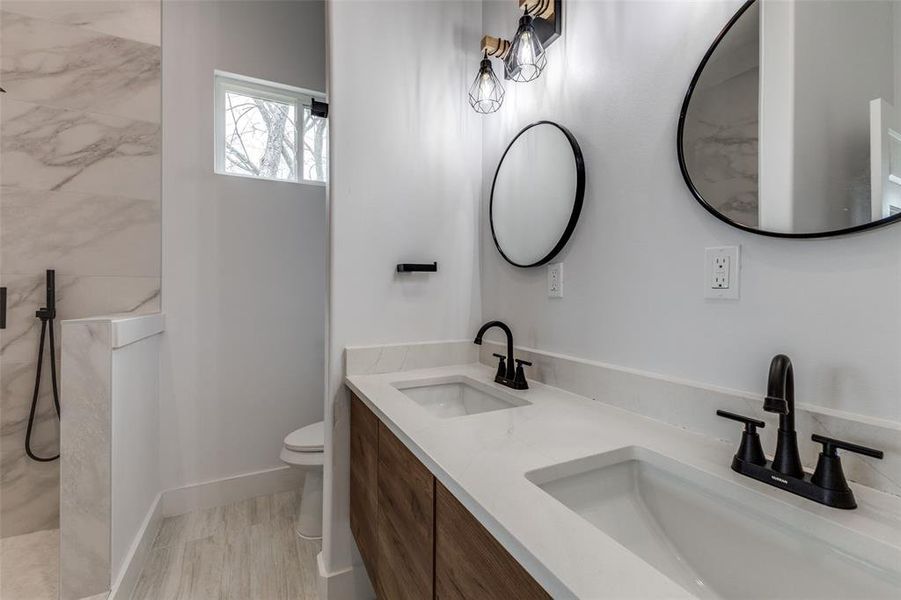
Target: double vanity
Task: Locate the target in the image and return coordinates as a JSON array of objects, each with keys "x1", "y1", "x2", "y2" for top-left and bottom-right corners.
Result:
[
  {"x1": 343, "y1": 0, "x2": 901, "y2": 595},
  {"x1": 346, "y1": 340, "x2": 901, "y2": 599}
]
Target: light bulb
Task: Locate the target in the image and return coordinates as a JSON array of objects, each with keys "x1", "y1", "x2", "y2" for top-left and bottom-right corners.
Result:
[
  {"x1": 504, "y1": 12, "x2": 547, "y2": 83},
  {"x1": 468, "y1": 55, "x2": 505, "y2": 114}
]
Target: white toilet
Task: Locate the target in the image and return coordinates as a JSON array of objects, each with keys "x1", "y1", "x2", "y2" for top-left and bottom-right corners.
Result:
[{"x1": 280, "y1": 421, "x2": 324, "y2": 540}]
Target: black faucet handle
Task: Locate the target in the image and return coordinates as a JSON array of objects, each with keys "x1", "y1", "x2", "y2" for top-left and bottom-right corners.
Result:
[
  {"x1": 491, "y1": 353, "x2": 507, "y2": 380},
  {"x1": 716, "y1": 410, "x2": 765, "y2": 432},
  {"x1": 811, "y1": 435, "x2": 882, "y2": 503},
  {"x1": 511, "y1": 358, "x2": 530, "y2": 390},
  {"x1": 717, "y1": 410, "x2": 766, "y2": 466},
  {"x1": 812, "y1": 434, "x2": 883, "y2": 460}
]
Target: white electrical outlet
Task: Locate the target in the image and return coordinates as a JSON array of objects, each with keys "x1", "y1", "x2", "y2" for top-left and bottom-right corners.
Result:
[
  {"x1": 712, "y1": 255, "x2": 730, "y2": 289},
  {"x1": 705, "y1": 246, "x2": 740, "y2": 299},
  {"x1": 547, "y1": 262, "x2": 563, "y2": 298}
]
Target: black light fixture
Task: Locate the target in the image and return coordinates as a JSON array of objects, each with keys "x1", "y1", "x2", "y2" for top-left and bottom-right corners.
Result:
[
  {"x1": 504, "y1": 10, "x2": 547, "y2": 83},
  {"x1": 468, "y1": 52, "x2": 505, "y2": 114},
  {"x1": 469, "y1": 1, "x2": 563, "y2": 114}
]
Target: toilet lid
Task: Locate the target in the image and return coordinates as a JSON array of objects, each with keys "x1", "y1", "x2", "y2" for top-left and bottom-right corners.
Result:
[{"x1": 284, "y1": 421, "x2": 324, "y2": 452}]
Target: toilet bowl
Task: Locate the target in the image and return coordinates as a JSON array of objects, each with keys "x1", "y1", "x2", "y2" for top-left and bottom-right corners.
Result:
[{"x1": 280, "y1": 421, "x2": 324, "y2": 540}]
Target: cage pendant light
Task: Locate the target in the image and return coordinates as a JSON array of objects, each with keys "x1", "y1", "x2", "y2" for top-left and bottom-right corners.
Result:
[
  {"x1": 504, "y1": 10, "x2": 547, "y2": 83},
  {"x1": 468, "y1": 52, "x2": 505, "y2": 114}
]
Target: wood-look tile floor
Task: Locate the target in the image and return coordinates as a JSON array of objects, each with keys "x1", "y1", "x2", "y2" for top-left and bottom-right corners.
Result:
[{"x1": 131, "y1": 490, "x2": 320, "y2": 600}]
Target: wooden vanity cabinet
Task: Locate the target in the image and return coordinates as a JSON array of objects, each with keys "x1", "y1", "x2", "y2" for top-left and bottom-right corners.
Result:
[
  {"x1": 435, "y1": 482, "x2": 550, "y2": 600},
  {"x1": 377, "y1": 420, "x2": 435, "y2": 599},
  {"x1": 350, "y1": 395, "x2": 379, "y2": 585},
  {"x1": 349, "y1": 392, "x2": 548, "y2": 600}
]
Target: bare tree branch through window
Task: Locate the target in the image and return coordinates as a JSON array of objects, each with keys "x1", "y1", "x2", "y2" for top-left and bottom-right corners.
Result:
[{"x1": 221, "y1": 84, "x2": 327, "y2": 183}]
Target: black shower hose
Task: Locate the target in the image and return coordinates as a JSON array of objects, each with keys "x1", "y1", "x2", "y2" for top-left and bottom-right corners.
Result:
[{"x1": 25, "y1": 314, "x2": 61, "y2": 462}]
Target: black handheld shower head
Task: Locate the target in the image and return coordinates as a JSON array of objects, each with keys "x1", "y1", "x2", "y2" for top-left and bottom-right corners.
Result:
[
  {"x1": 45, "y1": 269, "x2": 55, "y2": 313},
  {"x1": 35, "y1": 270, "x2": 56, "y2": 320}
]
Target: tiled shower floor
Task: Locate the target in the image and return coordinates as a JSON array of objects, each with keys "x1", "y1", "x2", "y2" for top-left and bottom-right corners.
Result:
[{"x1": 0, "y1": 528, "x2": 59, "y2": 600}]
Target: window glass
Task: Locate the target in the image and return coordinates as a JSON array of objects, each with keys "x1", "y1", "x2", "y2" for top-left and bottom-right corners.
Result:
[
  {"x1": 215, "y1": 73, "x2": 327, "y2": 185},
  {"x1": 224, "y1": 90, "x2": 298, "y2": 181},
  {"x1": 302, "y1": 107, "x2": 328, "y2": 183}
]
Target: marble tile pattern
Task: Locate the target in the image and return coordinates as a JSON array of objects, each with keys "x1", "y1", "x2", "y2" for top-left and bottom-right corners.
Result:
[
  {"x1": 0, "y1": 10, "x2": 161, "y2": 122},
  {"x1": 1, "y1": 186, "x2": 161, "y2": 277},
  {"x1": 0, "y1": 0, "x2": 161, "y2": 542},
  {"x1": 0, "y1": 99, "x2": 161, "y2": 200},
  {"x1": 479, "y1": 341, "x2": 901, "y2": 497},
  {"x1": 1, "y1": 1, "x2": 161, "y2": 46},
  {"x1": 0, "y1": 528, "x2": 60, "y2": 600},
  {"x1": 59, "y1": 320, "x2": 113, "y2": 600},
  {"x1": 0, "y1": 358, "x2": 61, "y2": 537},
  {"x1": 345, "y1": 340, "x2": 478, "y2": 376},
  {"x1": 0, "y1": 272, "x2": 160, "y2": 364},
  {"x1": 681, "y1": 4, "x2": 759, "y2": 227},
  {"x1": 130, "y1": 490, "x2": 321, "y2": 600}
]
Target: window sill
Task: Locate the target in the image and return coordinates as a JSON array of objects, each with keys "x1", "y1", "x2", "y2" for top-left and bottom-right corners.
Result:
[{"x1": 213, "y1": 169, "x2": 327, "y2": 188}]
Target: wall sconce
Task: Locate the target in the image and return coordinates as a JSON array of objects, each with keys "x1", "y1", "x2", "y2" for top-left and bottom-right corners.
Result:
[
  {"x1": 469, "y1": 0, "x2": 563, "y2": 114},
  {"x1": 468, "y1": 51, "x2": 506, "y2": 114},
  {"x1": 505, "y1": 10, "x2": 547, "y2": 82}
]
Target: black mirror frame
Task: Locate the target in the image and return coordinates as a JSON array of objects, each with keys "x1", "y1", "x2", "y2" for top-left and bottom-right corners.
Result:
[
  {"x1": 677, "y1": 0, "x2": 901, "y2": 239},
  {"x1": 490, "y1": 121, "x2": 586, "y2": 268}
]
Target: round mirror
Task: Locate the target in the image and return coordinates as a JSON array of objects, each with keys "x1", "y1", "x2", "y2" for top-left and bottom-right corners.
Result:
[
  {"x1": 490, "y1": 121, "x2": 585, "y2": 267},
  {"x1": 679, "y1": 0, "x2": 901, "y2": 237}
]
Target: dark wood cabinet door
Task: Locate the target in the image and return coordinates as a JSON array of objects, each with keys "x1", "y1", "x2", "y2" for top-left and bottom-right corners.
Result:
[
  {"x1": 435, "y1": 482, "x2": 550, "y2": 600},
  {"x1": 350, "y1": 394, "x2": 379, "y2": 587},
  {"x1": 377, "y1": 422, "x2": 435, "y2": 600}
]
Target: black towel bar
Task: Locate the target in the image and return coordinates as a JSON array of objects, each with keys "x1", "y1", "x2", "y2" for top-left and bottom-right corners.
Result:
[{"x1": 396, "y1": 262, "x2": 438, "y2": 273}]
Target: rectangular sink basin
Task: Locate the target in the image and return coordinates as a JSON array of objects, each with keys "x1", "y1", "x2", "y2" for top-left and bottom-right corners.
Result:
[
  {"x1": 527, "y1": 447, "x2": 901, "y2": 599},
  {"x1": 393, "y1": 376, "x2": 529, "y2": 419}
]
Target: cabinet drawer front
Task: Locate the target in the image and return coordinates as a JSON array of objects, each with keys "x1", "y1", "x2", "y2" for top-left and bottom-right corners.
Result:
[
  {"x1": 377, "y1": 422, "x2": 434, "y2": 600},
  {"x1": 435, "y1": 482, "x2": 549, "y2": 600}
]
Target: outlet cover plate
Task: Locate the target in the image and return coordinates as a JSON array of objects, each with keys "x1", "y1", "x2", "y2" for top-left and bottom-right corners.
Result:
[
  {"x1": 705, "y1": 246, "x2": 740, "y2": 299},
  {"x1": 548, "y1": 262, "x2": 563, "y2": 298}
]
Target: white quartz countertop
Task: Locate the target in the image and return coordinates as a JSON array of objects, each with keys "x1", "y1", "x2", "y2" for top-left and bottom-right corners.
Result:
[{"x1": 346, "y1": 363, "x2": 901, "y2": 599}]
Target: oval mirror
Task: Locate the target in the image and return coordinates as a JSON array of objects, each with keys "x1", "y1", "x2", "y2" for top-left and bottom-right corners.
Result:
[
  {"x1": 490, "y1": 121, "x2": 585, "y2": 267},
  {"x1": 679, "y1": 0, "x2": 901, "y2": 237}
]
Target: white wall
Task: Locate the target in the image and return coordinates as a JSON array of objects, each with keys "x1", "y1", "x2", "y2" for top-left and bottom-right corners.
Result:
[
  {"x1": 111, "y1": 333, "x2": 161, "y2": 583},
  {"x1": 324, "y1": 0, "x2": 483, "y2": 585},
  {"x1": 160, "y1": 0, "x2": 327, "y2": 490},
  {"x1": 480, "y1": 0, "x2": 901, "y2": 422}
]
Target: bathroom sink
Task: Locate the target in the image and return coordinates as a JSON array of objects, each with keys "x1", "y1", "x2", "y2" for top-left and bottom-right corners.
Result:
[
  {"x1": 393, "y1": 376, "x2": 529, "y2": 419},
  {"x1": 527, "y1": 447, "x2": 901, "y2": 599}
]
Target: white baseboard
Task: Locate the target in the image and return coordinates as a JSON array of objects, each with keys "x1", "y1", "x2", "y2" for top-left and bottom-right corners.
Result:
[
  {"x1": 317, "y1": 553, "x2": 357, "y2": 600},
  {"x1": 160, "y1": 465, "x2": 303, "y2": 517},
  {"x1": 318, "y1": 552, "x2": 375, "y2": 600},
  {"x1": 107, "y1": 493, "x2": 162, "y2": 600}
]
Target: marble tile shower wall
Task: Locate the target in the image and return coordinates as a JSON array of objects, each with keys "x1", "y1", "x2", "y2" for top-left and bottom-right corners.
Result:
[{"x1": 0, "y1": 1, "x2": 161, "y2": 538}]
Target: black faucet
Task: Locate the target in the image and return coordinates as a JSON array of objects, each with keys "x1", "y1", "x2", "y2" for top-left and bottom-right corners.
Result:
[
  {"x1": 717, "y1": 354, "x2": 883, "y2": 509},
  {"x1": 474, "y1": 320, "x2": 530, "y2": 390},
  {"x1": 762, "y1": 354, "x2": 803, "y2": 478}
]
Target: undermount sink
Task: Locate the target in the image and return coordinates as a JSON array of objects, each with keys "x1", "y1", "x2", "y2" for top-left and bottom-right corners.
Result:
[
  {"x1": 393, "y1": 376, "x2": 529, "y2": 419},
  {"x1": 527, "y1": 447, "x2": 901, "y2": 599}
]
